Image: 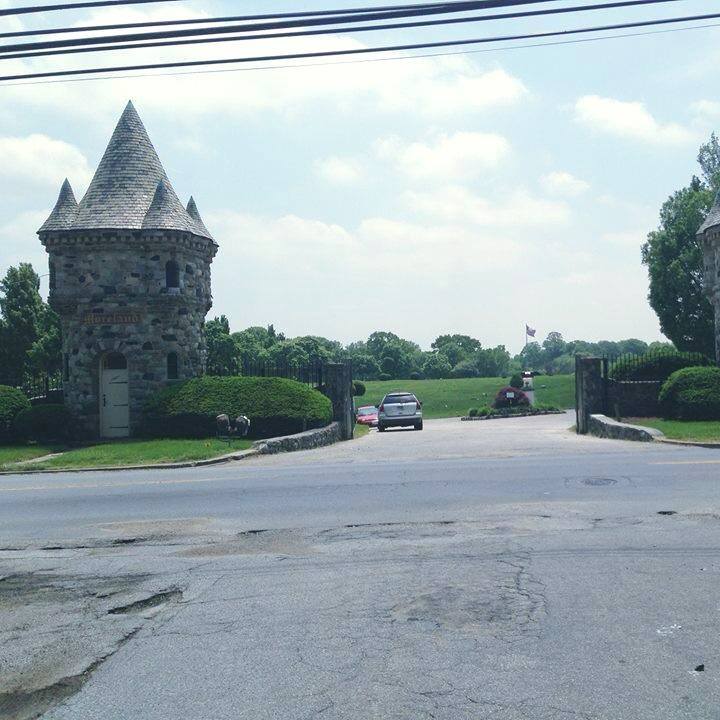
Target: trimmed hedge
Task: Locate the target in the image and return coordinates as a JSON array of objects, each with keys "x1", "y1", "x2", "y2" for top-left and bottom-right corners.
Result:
[
  {"x1": 492, "y1": 386, "x2": 530, "y2": 409},
  {"x1": 13, "y1": 404, "x2": 74, "y2": 442},
  {"x1": 659, "y1": 366, "x2": 720, "y2": 420},
  {"x1": 353, "y1": 380, "x2": 366, "y2": 397},
  {"x1": 0, "y1": 385, "x2": 31, "y2": 443},
  {"x1": 142, "y1": 375, "x2": 333, "y2": 439},
  {"x1": 609, "y1": 351, "x2": 713, "y2": 382}
]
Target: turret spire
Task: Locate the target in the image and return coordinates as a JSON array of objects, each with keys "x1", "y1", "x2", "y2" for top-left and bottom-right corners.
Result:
[{"x1": 38, "y1": 178, "x2": 78, "y2": 232}]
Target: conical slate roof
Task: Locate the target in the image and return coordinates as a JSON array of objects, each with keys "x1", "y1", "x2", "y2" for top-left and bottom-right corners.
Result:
[
  {"x1": 38, "y1": 178, "x2": 78, "y2": 232},
  {"x1": 698, "y1": 190, "x2": 720, "y2": 235},
  {"x1": 186, "y1": 196, "x2": 213, "y2": 239},
  {"x1": 143, "y1": 179, "x2": 198, "y2": 233},
  {"x1": 68, "y1": 100, "x2": 211, "y2": 238}
]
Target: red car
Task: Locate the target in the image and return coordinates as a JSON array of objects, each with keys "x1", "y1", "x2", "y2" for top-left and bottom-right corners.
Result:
[{"x1": 355, "y1": 405, "x2": 378, "y2": 427}]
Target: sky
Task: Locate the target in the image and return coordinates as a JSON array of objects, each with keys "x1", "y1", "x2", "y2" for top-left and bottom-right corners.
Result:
[{"x1": 0, "y1": 0, "x2": 718, "y2": 353}]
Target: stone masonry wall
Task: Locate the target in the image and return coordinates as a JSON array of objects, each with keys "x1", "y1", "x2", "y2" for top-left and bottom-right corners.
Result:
[{"x1": 41, "y1": 229, "x2": 216, "y2": 438}]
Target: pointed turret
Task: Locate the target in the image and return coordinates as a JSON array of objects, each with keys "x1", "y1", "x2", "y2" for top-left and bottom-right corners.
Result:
[
  {"x1": 73, "y1": 100, "x2": 191, "y2": 232},
  {"x1": 186, "y1": 196, "x2": 213, "y2": 239},
  {"x1": 38, "y1": 178, "x2": 78, "y2": 232},
  {"x1": 698, "y1": 190, "x2": 720, "y2": 236},
  {"x1": 142, "y1": 179, "x2": 198, "y2": 233}
]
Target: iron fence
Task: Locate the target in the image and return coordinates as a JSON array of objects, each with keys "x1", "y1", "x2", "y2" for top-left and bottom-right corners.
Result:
[
  {"x1": 606, "y1": 349, "x2": 714, "y2": 382},
  {"x1": 235, "y1": 360, "x2": 325, "y2": 387}
]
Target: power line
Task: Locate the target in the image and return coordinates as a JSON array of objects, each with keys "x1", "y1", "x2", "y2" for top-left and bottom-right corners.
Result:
[
  {"x1": 0, "y1": 0, "x2": 572, "y2": 53},
  {"x1": 6, "y1": 18, "x2": 717, "y2": 87},
  {"x1": 0, "y1": 0, "x2": 563, "y2": 38},
  {"x1": 2, "y1": 10, "x2": 718, "y2": 83},
  {"x1": 0, "y1": 0, "x2": 181, "y2": 17},
  {"x1": 0, "y1": 0, "x2": 566, "y2": 38},
  {"x1": 0, "y1": 0, "x2": 689, "y2": 61},
  {"x1": 5, "y1": 19, "x2": 717, "y2": 87}
]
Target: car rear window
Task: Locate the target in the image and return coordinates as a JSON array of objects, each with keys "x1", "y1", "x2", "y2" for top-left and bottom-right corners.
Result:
[
  {"x1": 383, "y1": 394, "x2": 417, "y2": 404},
  {"x1": 357, "y1": 407, "x2": 376, "y2": 416}
]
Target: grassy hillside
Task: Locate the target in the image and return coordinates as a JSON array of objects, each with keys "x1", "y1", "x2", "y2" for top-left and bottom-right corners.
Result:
[{"x1": 357, "y1": 375, "x2": 574, "y2": 419}]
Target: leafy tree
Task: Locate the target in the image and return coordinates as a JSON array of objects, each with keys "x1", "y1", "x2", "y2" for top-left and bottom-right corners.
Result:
[
  {"x1": 642, "y1": 177, "x2": 715, "y2": 355},
  {"x1": 431, "y1": 334, "x2": 481, "y2": 367},
  {"x1": 422, "y1": 352, "x2": 452, "y2": 379},
  {"x1": 29, "y1": 306, "x2": 62, "y2": 375},
  {"x1": 542, "y1": 331, "x2": 566, "y2": 362},
  {"x1": 0, "y1": 264, "x2": 46, "y2": 385},
  {"x1": 350, "y1": 353, "x2": 380, "y2": 380},
  {"x1": 205, "y1": 315, "x2": 239, "y2": 375},
  {"x1": 519, "y1": 341, "x2": 543, "y2": 370},
  {"x1": 475, "y1": 345, "x2": 511, "y2": 377},
  {"x1": 266, "y1": 339, "x2": 311, "y2": 367}
]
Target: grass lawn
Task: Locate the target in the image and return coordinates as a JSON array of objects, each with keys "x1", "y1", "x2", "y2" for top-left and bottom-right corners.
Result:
[
  {"x1": 357, "y1": 375, "x2": 574, "y2": 419},
  {"x1": 628, "y1": 418, "x2": 720, "y2": 443},
  {"x1": 353, "y1": 423, "x2": 371, "y2": 438},
  {"x1": 22, "y1": 438, "x2": 253, "y2": 470},
  {"x1": 0, "y1": 444, "x2": 64, "y2": 469}
]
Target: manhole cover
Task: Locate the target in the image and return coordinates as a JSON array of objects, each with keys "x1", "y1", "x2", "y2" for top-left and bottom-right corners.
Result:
[{"x1": 582, "y1": 477, "x2": 617, "y2": 487}]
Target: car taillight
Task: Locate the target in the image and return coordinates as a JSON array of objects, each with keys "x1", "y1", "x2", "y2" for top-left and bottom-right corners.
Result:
[
  {"x1": 379, "y1": 404, "x2": 384, "y2": 412},
  {"x1": 416, "y1": 401, "x2": 422, "y2": 409}
]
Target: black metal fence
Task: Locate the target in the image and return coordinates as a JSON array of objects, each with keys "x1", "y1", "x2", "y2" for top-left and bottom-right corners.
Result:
[
  {"x1": 235, "y1": 360, "x2": 325, "y2": 388},
  {"x1": 606, "y1": 349, "x2": 713, "y2": 382}
]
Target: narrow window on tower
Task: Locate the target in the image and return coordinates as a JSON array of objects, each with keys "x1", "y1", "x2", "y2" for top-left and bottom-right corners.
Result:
[
  {"x1": 167, "y1": 352, "x2": 179, "y2": 380},
  {"x1": 165, "y1": 260, "x2": 180, "y2": 289}
]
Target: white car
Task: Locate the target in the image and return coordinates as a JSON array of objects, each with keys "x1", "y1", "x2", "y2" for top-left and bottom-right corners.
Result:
[{"x1": 377, "y1": 392, "x2": 423, "y2": 432}]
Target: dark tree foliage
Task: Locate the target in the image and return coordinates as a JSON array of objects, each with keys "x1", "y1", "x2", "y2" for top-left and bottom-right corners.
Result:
[{"x1": 641, "y1": 178, "x2": 715, "y2": 356}]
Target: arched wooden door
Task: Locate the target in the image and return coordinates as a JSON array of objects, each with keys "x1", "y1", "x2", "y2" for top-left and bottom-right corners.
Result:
[{"x1": 100, "y1": 353, "x2": 129, "y2": 438}]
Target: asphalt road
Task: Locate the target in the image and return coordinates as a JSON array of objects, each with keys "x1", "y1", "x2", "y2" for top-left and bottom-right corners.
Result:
[{"x1": 2, "y1": 413, "x2": 720, "y2": 719}]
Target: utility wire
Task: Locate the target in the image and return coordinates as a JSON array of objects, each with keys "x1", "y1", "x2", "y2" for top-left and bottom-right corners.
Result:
[
  {"x1": 0, "y1": 0, "x2": 574, "y2": 53},
  {"x1": 0, "y1": 0, "x2": 180, "y2": 17},
  {"x1": 0, "y1": 0, "x2": 690, "y2": 61},
  {"x1": 2, "y1": 10, "x2": 718, "y2": 82},
  {"x1": 0, "y1": 0, "x2": 566, "y2": 38},
  {"x1": 6, "y1": 19, "x2": 718, "y2": 87}
]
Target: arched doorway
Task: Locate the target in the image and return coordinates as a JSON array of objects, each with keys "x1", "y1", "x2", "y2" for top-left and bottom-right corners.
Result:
[{"x1": 100, "y1": 352, "x2": 129, "y2": 438}]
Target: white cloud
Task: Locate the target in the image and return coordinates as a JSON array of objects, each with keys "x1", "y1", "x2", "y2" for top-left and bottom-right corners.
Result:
[
  {"x1": 314, "y1": 156, "x2": 362, "y2": 184},
  {"x1": 2, "y1": 4, "x2": 527, "y2": 122},
  {"x1": 691, "y1": 100, "x2": 720, "y2": 119},
  {"x1": 574, "y1": 95, "x2": 693, "y2": 145},
  {"x1": 403, "y1": 185, "x2": 571, "y2": 227},
  {"x1": 541, "y1": 171, "x2": 589, "y2": 197},
  {"x1": 0, "y1": 209, "x2": 51, "y2": 290},
  {"x1": 0, "y1": 134, "x2": 92, "y2": 191},
  {"x1": 374, "y1": 132, "x2": 510, "y2": 181}
]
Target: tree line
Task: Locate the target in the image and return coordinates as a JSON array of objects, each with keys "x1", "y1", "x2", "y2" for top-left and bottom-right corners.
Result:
[{"x1": 205, "y1": 317, "x2": 667, "y2": 380}]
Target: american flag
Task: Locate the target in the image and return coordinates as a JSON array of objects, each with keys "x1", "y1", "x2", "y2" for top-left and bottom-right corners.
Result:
[{"x1": 526, "y1": 325, "x2": 536, "y2": 338}]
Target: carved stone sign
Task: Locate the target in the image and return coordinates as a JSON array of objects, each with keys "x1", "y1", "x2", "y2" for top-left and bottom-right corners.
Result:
[{"x1": 82, "y1": 313, "x2": 141, "y2": 325}]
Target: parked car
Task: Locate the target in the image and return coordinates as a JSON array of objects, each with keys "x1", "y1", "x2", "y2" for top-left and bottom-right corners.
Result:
[
  {"x1": 377, "y1": 392, "x2": 423, "y2": 431},
  {"x1": 356, "y1": 405, "x2": 378, "y2": 427}
]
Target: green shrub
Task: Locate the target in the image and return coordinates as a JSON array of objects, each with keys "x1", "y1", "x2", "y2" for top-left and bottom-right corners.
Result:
[
  {"x1": 352, "y1": 380, "x2": 366, "y2": 397},
  {"x1": 451, "y1": 360, "x2": 479, "y2": 378},
  {"x1": 509, "y1": 373, "x2": 523, "y2": 389},
  {"x1": 468, "y1": 407, "x2": 478, "y2": 417},
  {"x1": 13, "y1": 404, "x2": 74, "y2": 442},
  {"x1": 0, "y1": 385, "x2": 31, "y2": 442},
  {"x1": 659, "y1": 366, "x2": 720, "y2": 420},
  {"x1": 378, "y1": 373, "x2": 392, "y2": 381},
  {"x1": 610, "y1": 351, "x2": 713, "y2": 381},
  {"x1": 142, "y1": 376, "x2": 333, "y2": 439},
  {"x1": 409, "y1": 371, "x2": 422, "y2": 380}
]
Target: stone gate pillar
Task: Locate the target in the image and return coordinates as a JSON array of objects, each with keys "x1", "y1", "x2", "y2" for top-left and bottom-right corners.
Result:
[
  {"x1": 323, "y1": 363, "x2": 354, "y2": 441},
  {"x1": 575, "y1": 357, "x2": 606, "y2": 434}
]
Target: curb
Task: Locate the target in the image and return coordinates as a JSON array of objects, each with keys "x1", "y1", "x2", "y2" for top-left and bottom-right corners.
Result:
[
  {"x1": 461, "y1": 410, "x2": 565, "y2": 421},
  {"x1": 0, "y1": 447, "x2": 260, "y2": 476},
  {"x1": 656, "y1": 438, "x2": 720, "y2": 449}
]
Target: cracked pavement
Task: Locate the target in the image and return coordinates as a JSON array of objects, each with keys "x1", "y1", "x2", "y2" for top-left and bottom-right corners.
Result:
[{"x1": 1, "y1": 413, "x2": 720, "y2": 719}]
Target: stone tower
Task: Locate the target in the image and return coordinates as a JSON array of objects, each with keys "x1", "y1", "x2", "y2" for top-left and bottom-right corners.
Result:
[
  {"x1": 698, "y1": 193, "x2": 720, "y2": 361},
  {"x1": 38, "y1": 101, "x2": 218, "y2": 438}
]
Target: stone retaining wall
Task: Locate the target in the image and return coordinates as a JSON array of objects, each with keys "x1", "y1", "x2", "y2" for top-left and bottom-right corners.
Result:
[
  {"x1": 588, "y1": 414, "x2": 663, "y2": 442},
  {"x1": 253, "y1": 422, "x2": 341, "y2": 455}
]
